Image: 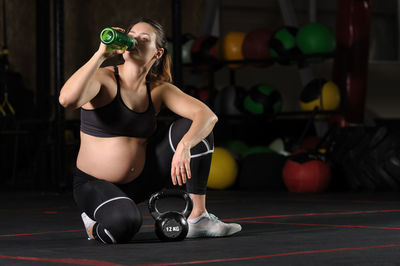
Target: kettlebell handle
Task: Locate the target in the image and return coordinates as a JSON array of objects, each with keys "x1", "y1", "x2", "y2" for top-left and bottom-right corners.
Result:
[{"x1": 148, "y1": 190, "x2": 193, "y2": 220}]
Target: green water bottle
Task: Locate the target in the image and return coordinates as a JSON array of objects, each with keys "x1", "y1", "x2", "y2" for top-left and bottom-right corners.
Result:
[{"x1": 100, "y1": 27, "x2": 136, "y2": 51}]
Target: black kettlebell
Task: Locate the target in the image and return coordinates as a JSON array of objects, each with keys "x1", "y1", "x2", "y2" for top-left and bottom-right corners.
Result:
[{"x1": 148, "y1": 190, "x2": 193, "y2": 241}]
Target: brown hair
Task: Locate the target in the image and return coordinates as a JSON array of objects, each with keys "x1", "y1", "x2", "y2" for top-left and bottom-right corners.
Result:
[{"x1": 126, "y1": 18, "x2": 172, "y2": 83}]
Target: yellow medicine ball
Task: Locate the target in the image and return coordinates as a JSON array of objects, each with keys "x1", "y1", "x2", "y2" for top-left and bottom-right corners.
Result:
[
  {"x1": 300, "y1": 79, "x2": 340, "y2": 111},
  {"x1": 219, "y1": 31, "x2": 246, "y2": 68},
  {"x1": 207, "y1": 147, "x2": 238, "y2": 190}
]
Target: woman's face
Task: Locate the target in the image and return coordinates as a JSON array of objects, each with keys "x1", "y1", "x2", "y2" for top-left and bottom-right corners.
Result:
[{"x1": 124, "y1": 22, "x2": 162, "y2": 64}]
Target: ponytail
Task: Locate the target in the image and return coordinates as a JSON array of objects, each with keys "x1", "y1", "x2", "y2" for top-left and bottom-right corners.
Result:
[{"x1": 147, "y1": 46, "x2": 172, "y2": 83}]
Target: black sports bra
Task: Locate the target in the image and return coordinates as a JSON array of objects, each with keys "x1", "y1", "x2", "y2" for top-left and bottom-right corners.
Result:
[{"x1": 80, "y1": 66, "x2": 157, "y2": 138}]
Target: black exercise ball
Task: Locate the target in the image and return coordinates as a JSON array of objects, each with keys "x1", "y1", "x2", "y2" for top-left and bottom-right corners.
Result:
[
  {"x1": 243, "y1": 84, "x2": 283, "y2": 115},
  {"x1": 214, "y1": 85, "x2": 246, "y2": 115},
  {"x1": 269, "y1": 26, "x2": 300, "y2": 65}
]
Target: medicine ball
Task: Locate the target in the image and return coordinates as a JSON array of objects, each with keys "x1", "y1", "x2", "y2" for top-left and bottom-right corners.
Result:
[
  {"x1": 207, "y1": 147, "x2": 238, "y2": 190},
  {"x1": 181, "y1": 34, "x2": 196, "y2": 64},
  {"x1": 296, "y1": 23, "x2": 335, "y2": 55},
  {"x1": 219, "y1": 31, "x2": 246, "y2": 68},
  {"x1": 197, "y1": 86, "x2": 212, "y2": 104},
  {"x1": 242, "y1": 28, "x2": 274, "y2": 67},
  {"x1": 191, "y1": 35, "x2": 219, "y2": 69},
  {"x1": 224, "y1": 140, "x2": 248, "y2": 160},
  {"x1": 384, "y1": 153, "x2": 400, "y2": 181},
  {"x1": 183, "y1": 85, "x2": 214, "y2": 106},
  {"x1": 295, "y1": 136, "x2": 327, "y2": 155},
  {"x1": 242, "y1": 146, "x2": 274, "y2": 158},
  {"x1": 282, "y1": 152, "x2": 331, "y2": 193},
  {"x1": 299, "y1": 78, "x2": 340, "y2": 111},
  {"x1": 243, "y1": 84, "x2": 283, "y2": 115},
  {"x1": 269, "y1": 26, "x2": 300, "y2": 65},
  {"x1": 214, "y1": 85, "x2": 246, "y2": 115},
  {"x1": 300, "y1": 136, "x2": 323, "y2": 150},
  {"x1": 268, "y1": 138, "x2": 290, "y2": 156},
  {"x1": 328, "y1": 114, "x2": 349, "y2": 128}
]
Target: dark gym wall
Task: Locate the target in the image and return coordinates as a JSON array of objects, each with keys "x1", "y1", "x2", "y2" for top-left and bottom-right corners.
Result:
[
  {"x1": 63, "y1": 0, "x2": 205, "y2": 79},
  {"x1": 0, "y1": 0, "x2": 36, "y2": 99},
  {"x1": 1, "y1": 0, "x2": 400, "y2": 119},
  {"x1": 0, "y1": 0, "x2": 206, "y2": 118}
]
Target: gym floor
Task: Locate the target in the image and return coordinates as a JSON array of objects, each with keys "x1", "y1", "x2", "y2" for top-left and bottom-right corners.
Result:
[{"x1": 1, "y1": 189, "x2": 400, "y2": 265}]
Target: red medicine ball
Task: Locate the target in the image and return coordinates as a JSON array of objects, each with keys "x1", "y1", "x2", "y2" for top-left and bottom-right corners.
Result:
[
  {"x1": 191, "y1": 35, "x2": 219, "y2": 69},
  {"x1": 282, "y1": 152, "x2": 331, "y2": 193},
  {"x1": 242, "y1": 28, "x2": 273, "y2": 59}
]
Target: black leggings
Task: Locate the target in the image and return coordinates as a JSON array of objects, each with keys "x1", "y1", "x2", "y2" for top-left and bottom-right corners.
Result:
[{"x1": 73, "y1": 118, "x2": 214, "y2": 243}]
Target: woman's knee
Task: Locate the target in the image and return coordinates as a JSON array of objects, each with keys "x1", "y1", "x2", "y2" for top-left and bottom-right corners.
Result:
[
  {"x1": 95, "y1": 198, "x2": 142, "y2": 243},
  {"x1": 104, "y1": 209, "x2": 142, "y2": 243},
  {"x1": 169, "y1": 118, "x2": 214, "y2": 156}
]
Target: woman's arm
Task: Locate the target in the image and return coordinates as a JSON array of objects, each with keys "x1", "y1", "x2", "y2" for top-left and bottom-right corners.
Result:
[
  {"x1": 161, "y1": 83, "x2": 218, "y2": 149},
  {"x1": 160, "y1": 83, "x2": 218, "y2": 185},
  {"x1": 58, "y1": 51, "x2": 105, "y2": 109},
  {"x1": 59, "y1": 39, "x2": 124, "y2": 109}
]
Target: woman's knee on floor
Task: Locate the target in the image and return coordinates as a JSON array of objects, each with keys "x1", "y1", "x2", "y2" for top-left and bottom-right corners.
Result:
[{"x1": 94, "y1": 198, "x2": 142, "y2": 244}]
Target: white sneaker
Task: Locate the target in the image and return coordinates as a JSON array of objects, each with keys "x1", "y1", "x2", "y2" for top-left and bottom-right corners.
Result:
[
  {"x1": 186, "y1": 212, "x2": 242, "y2": 238},
  {"x1": 81, "y1": 212, "x2": 96, "y2": 240}
]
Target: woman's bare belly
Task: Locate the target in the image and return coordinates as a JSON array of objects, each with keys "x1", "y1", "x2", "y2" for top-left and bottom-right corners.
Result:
[{"x1": 76, "y1": 132, "x2": 148, "y2": 184}]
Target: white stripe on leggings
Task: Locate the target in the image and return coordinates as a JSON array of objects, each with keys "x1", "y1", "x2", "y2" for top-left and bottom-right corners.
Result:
[
  {"x1": 93, "y1": 196, "x2": 133, "y2": 220},
  {"x1": 168, "y1": 123, "x2": 214, "y2": 158},
  {"x1": 96, "y1": 225, "x2": 106, "y2": 244},
  {"x1": 104, "y1": 228, "x2": 117, "y2": 244}
]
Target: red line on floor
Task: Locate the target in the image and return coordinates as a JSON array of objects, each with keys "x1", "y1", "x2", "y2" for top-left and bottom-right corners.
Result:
[
  {"x1": 0, "y1": 225, "x2": 154, "y2": 238},
  {"x1": 0, "y1": 229, "x2": 85, "y2": 237},
  {"x1": 238, "y1": 220, "x2": 400, "y2": 230},
  {"x1": 135, "y1": 244, "x2": 400, "y2": 265},
  {"x1": 141, "y1": 225, "x2": 153, "y2": 228},
  {"x1": 0, "y1": 255, "x2": 126, "y2": 266},
  {"x1": 266, "y1": 197, "x2": 400, "y2": 205},
  {"x1": 2, "y1": 244, "x2": 400, "y2": 265},
  {"x1": 222, "y1": 209, "x2": 400, "y2": 222},
  {"x1": 0, "y1": 206, "x2": 71, "y2": 213}
]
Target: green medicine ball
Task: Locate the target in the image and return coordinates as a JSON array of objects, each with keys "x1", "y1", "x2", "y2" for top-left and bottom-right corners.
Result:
[
  {"x1": 244, "y1": 84, "x2": 283, "y2": 115},
  {"x1": 224, "y1": 140, "x2": 248, "y2": 160},
  {"x1": 269, "y1": 26, "x2": 299, "y2": 64},
  {"x1": 242, "y1": 146, "x2": 275, "y2": 158},
  {"x1": 296, "y1": 23, "x2": 335, "y2": 54}
]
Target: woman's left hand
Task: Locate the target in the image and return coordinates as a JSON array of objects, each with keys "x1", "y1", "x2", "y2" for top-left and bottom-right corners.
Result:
[{"x1": 171, "y1": 143, "x2": 192, "y2": 186}]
